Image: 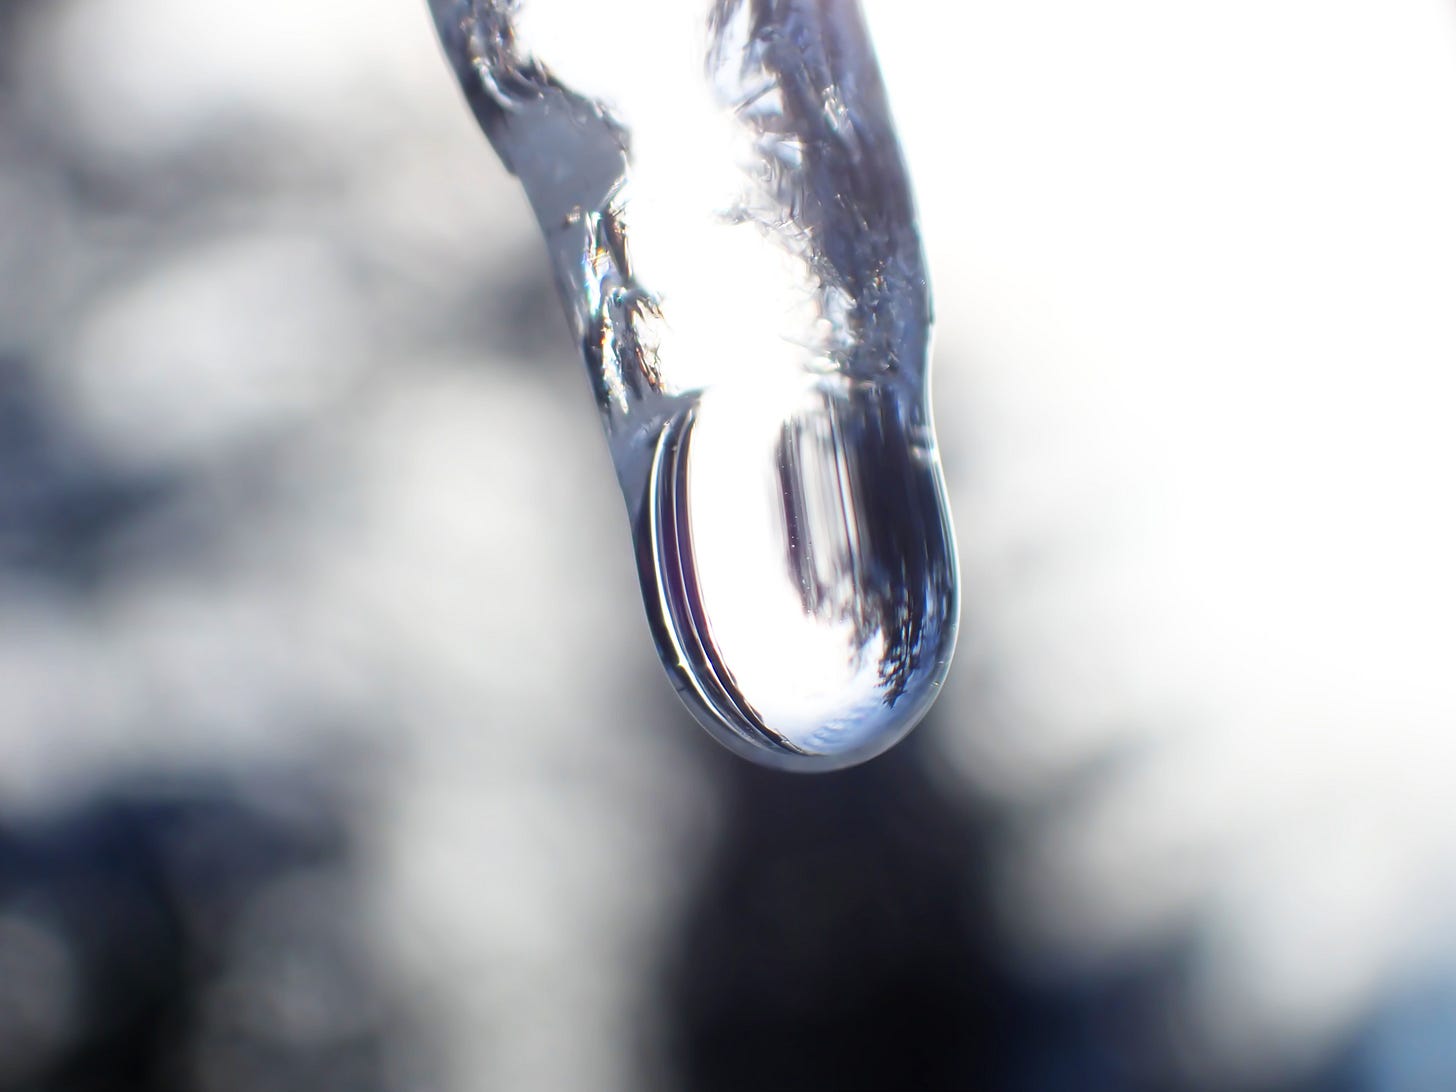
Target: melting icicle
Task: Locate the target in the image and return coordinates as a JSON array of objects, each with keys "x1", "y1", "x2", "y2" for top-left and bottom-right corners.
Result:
[{"x1": 429, "y1": 0, "x2": 958, "y2": 770}]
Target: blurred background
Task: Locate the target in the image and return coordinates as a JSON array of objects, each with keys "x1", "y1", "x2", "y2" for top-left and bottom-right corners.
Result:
[{"x1": 2, "y1": 0, "x2": 1456, "y2": 1088}]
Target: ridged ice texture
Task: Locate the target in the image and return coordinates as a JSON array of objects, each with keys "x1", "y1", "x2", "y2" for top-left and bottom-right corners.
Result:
[{"x1": 429, "y1": 0, "x2": 958, "y2": 770}]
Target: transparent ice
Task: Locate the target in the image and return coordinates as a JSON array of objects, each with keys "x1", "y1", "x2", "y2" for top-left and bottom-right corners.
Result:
[{"x1": 429, "y1": 0, "x2": 958, "y2": 770}]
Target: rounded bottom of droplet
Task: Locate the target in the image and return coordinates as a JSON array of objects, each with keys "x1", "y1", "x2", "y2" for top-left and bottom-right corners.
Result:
[{"x1": 635, "y1": 385, "x2": 959, "y2": 773}]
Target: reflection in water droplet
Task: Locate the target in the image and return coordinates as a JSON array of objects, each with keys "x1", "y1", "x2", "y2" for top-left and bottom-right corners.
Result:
[{"x1": 429, "y1": 0, "x2": 958, "y2": 769}]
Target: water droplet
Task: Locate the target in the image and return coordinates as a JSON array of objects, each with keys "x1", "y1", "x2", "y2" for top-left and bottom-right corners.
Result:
[{"x1": 430, "y1": 0, "x2": 958, "y2": 769}]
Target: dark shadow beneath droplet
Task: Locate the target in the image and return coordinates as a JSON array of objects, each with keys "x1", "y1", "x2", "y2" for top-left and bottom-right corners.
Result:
[
  {"x1": 654, "y1": 719, "x2": 1378, "y2": 1092},
  {"x1": 657, "y1": 725, "x2": 1021, "y2": 1090}
]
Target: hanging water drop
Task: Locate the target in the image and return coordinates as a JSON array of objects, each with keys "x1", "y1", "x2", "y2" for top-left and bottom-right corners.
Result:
[{"x1": 429, "y1": 0, "x2": 959, "y2": 770}]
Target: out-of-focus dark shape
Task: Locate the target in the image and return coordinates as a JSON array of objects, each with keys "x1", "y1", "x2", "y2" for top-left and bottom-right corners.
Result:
[
  {"x1": 0, "y1": 354, "x2": 182, "y2": 585},
  {"x1": 0, "y1": 775, "x2": 416, "y2": 1092},
  {"x1": 661, "y1": 736, "x2": 1404, "y2": 1092}
]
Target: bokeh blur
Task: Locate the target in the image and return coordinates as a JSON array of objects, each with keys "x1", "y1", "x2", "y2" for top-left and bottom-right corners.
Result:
[{"x1": 3, "y1": 0, "x2": 1456, "y2": 1089}]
